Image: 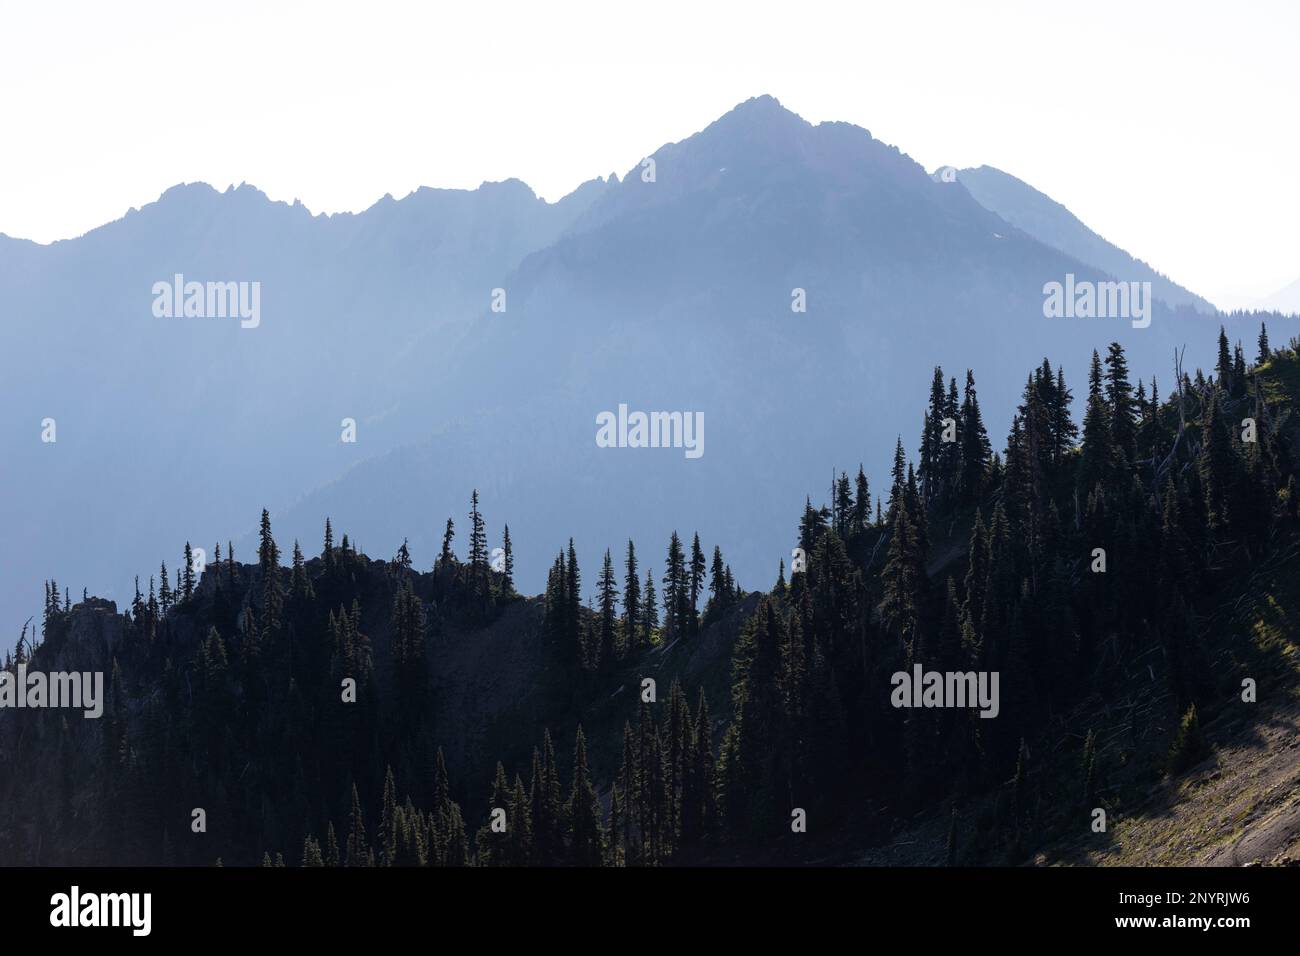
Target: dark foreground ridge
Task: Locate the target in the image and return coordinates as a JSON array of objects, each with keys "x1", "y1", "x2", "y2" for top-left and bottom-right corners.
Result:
[{"x1": 3, "y1": 327, "x2": 1299, "y2": 867}]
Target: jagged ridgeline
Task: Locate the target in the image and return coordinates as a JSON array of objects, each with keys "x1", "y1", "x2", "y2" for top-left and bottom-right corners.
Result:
[{"x1": 2, "y1": 327, "x2": 1298, "y2": 867}]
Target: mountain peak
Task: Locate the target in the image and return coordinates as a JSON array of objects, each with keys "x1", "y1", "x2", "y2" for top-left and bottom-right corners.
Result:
[
  {"x1": 713, "y1": 93, "x2": 807, "y2": 132},
  {"x1": 476, "y1": 177, "x2": 537, "y2": 199},
  {"x1": 731, "y1": 93, "x2": 787, "y2": 113}
]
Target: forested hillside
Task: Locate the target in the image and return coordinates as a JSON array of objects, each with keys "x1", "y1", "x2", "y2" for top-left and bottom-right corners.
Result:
[{"x1": 3, "y1": 324, "x2": 1297, "y2": 867}]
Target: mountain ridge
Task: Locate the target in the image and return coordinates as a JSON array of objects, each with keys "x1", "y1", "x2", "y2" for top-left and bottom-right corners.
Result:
[
  {"x1": 0, "y1": 95, "x2": 1267, "y2": 633},
  {"x1": 952, "y1": 164, "x2": 1215, "y2": 314}
]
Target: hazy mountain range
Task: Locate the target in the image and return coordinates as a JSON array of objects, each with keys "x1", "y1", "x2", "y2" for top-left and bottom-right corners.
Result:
[
  {"x1": 0, "y1": 94, "x2": 1278, "y2": 629},
  {"x1": 1247, "y1": 277, "x2": 1300, "y2": 315}
]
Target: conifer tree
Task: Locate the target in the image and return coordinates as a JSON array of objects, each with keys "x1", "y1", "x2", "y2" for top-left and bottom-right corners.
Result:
[
  {"x1": 641, "y1": 569, "x2": 659, "y2": 647},
  {"x1": 468, "y1": 489, "x2": 487, "y2": 578},
  {"x1": 443, "y1": 803, "x2": 470, "y2": 867},
  {"x1": 1232, "y1": 343, "x2": 1246, "y2": 398},
  {"x1": 345, "y1": 783, "x2": 369, "y2": 867},
  {"x1": 1080, "y1": 349, "x2": 1113, "y2": 492},
  {"x1": 302, "y1": 834, "x2": 324, "y2": 867},
  {"x1": 796, "y1": 498, "x2": 831, "y2": 574},
  {"x1": 391, "y1": 580, "x2": 425, "y2": 728},
  {"x1": 379, "y1": 766, "x2": 398, "y2": 865},
  {"x1": 959, "y1": 386, "x2": 991, "y2": 501},
  {"x1": 705, "y1": 545, "x2": 728, "y2": 627},
  {"x1": 501, "y1": 524, "x2": 515, "y2": 594},
  {"x1": 617, "y1": 721, "x2": 640, "y2": 862},
  {"x1": 258, "y1": 509, "x2": 283, "y2": 633},
  {"x1": 663, "y1": 532, "x2": 688, "y2": 640},
  {"x1": 530, "y1": 730, "x2": 565, "y2": 865},
  {"x1": 1216, "y1": 326, "x2": 1232, "y2": 390},
  {"x1": 692, "y1": 688, "x2": 717, "y2": 840},
  {"x1": 881, "y1": 488, "x2": 927, "y2": 643},
  {"x1": 182, "y1": 542, "x2": 195, "y2": 601},
  {"x1": 475, "y1": 762, "x2": 511, "y2": 866},
  {"x1": 919, "y1": 366, "x2": 946, "y2": 505},
  {"x1": 853, "y1": 465, "x2": 871, "y2": 536},
  {"x1": 622, "y1": 540, "x2": 641, "y2": 652},
  {"x1": 290, "y1": 540, "x2": 313, "y2": 602},
  {"x1": 568, "y1": 726, "x2": 605, "y2": 866},
  {"x1": 598, "y1": 548, "x2": 618, "y2": 668},
  {"x1": 1051, "y1": 364, "x2": 1078, "y2": 465},
  {"x1": 887, "y1": 437, "x2": 907, "y2": 520},
  {"x1": 719, "y1": 598, "x2": 786, "y2": 836},
  {"x1": 439, "y1": 518, "x2": 455, "y2": 569},
  {"x1": 608, "y1": 781, "x2": 624, "y2": 866},
  {"x1": 689, "y1": 533, "x2": 706, "y2": 635},
  {"x1": 1104, "y1": 342, "x2": 1137, "y2": 467},
  {"x1": 942, "y1": 375, "x2": 962, "y2": 493},
  {"x1": 158, "y1": 562, "x2": 172, "y2": 613},
  {"x1": 1168, "y1": 704, "x2": 1209, "y2": 774},
  {"x1": 507, "y1": 773, "x2": 533, "y2": 866},
  {"x1": 566, "y1": 538, "x2": 583, "y2": 662},
  {"x1": 834, "y1": 471, "x2": 853, "y2": 537},
  {"x1": 325, "y1": 822, "x2": 341, "y2": 867},
  {"x1": 1199, "y1": 387, "x2": 1234, "y2": 532}
]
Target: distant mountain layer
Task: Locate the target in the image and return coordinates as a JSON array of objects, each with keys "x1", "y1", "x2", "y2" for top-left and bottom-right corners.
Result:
[
  {"x1": 1258, "y1": 276, "x2": 1300, "y2": 315},
  {"x1": 953, "y1": 165, "x2": 1216, "y2": 314},
  {"x1": 0, "y1": 94, "x2": 1264, "y2": 631}
]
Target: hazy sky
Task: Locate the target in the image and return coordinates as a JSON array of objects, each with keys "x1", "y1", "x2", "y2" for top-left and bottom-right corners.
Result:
[{"x1": 2, "y1": 0, "x2": 1296, "y2": 307}]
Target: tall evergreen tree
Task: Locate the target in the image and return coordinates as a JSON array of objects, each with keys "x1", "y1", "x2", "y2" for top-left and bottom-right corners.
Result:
[
  {"x1": 662, "y1": 532, "x2": 689, "y2": 641},
  {"x1": 258, "y1": 509, "x2": 283, "y2": 633},
  {"x1": 641, "y1": 569, "x2": 659, "y2": 647},
  {"x1": 158, "y1": 562, "x2": 172, "y2": 613},
  {"x1": 468, "y1": 490, "x2": 487, "y2": 577},
  {"x1": 1216, "y1": 325, "x2": 1232, "y2": 389},
  {"x1": 597, "y1": 548, "x2": 618, "y2": 669},
  {"x1": 568, "y1": 726, "x2": 604, "y2": 866},
  {"x1": 960, "y1": 370, "x2": 991, "y2": 504},
  {"x1": 345, "y1": 782, "x2": 370, "y2": 867},
  {"x1": 181, "y1": 542, "x2": 195, "y2": 602},
  {"x1": 501, "y1": 524, "x2": 515, "y2": 594},
  {"x1": 688, "y1": 533, "x2": 706, "y2": 636},
  {"x1": 622, "y1": 540, "x2": 641, "y2": 653},
  {"x1": 1080, "y1": 349, "x2": 1113, "y2": 492},
  {"x1": 919, "y1": 366, "x2": 947, "y2": 505},
  {"x1": 439, "y1": 518, "x2": 456, "y2": 569},
  {"x1": 852, "y1": 465, "x2": 871, "y2": 536},
  {"x1": 1104, "y1": 342, "x2": 1137, "y2": 467}
]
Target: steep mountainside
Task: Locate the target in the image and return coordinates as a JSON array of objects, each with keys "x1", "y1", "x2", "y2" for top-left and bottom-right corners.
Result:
[{"x1": 954, "y1": 165, "x2": 1216, "y2": 314}]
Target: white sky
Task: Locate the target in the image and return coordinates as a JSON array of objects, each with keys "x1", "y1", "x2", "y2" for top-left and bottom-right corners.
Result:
[{"x1": 2, "y1": 0, "x2": 1296, "y2": 307}]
